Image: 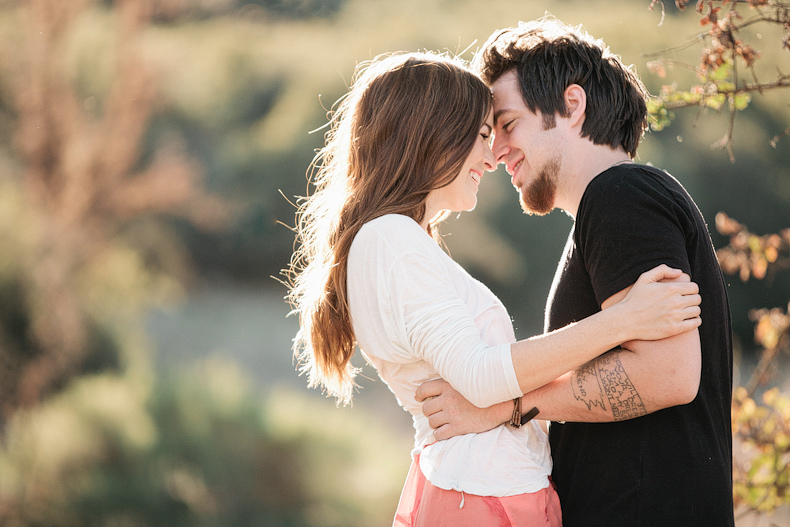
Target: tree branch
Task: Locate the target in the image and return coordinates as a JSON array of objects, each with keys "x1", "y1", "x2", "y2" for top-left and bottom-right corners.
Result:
[{"x1": 662, "y1": 74, "x2": 790, "y2": 109}]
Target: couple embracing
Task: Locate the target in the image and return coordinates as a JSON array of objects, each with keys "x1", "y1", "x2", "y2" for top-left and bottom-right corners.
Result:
[{"x1": 287, "y1": 17, "x2": 734, "y2": 527}]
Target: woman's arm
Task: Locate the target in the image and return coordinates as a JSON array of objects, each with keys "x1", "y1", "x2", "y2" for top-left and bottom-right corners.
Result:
[
  {"x1": 359, "y1": 221, "x2": 699, "y2": 409},
  {"x1": 508, "y1": 264, "x2": 700, "y2": 396},
  {"x1": 397, "y1": 248, "x2": 699, "y2": 408},
  {"x1": 416, "y1": 323, "x2": 699, "y2": 440},
  {"x1": 415, "y1": 266, "x2": 701, "y2": 439}
]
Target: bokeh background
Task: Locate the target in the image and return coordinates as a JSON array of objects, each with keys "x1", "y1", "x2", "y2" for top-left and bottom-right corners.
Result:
[{"x1": 0, "y1": 0, "x2": 787, "y2": 525}]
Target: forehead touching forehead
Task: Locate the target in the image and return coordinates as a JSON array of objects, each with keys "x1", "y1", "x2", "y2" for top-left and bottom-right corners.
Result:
[
  {"x1": 491, "y1": 70, "x2": 521, "y2": 122},
  {"x1": 475, "y1": 16, "x2": 649, "y2": 155},
  {"x1": 491, "y1": 70, "x2": 555, "y2": 130}
]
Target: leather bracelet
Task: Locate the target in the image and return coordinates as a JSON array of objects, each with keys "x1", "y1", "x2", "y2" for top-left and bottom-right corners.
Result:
[
  {"x1": 509, "y1": 397, "x2": 522, "y2": 427},
  {"x1": 510, "y1": 398, "x2": 540, "y2": 427},
  {"x1": 521, "y1": 406, "x2": 540, "y2": 426}
]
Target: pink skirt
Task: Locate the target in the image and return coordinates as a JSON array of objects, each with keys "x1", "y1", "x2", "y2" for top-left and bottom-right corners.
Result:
[{"x1": 393, "y1": 454, "x2": 562, "y2": 527}]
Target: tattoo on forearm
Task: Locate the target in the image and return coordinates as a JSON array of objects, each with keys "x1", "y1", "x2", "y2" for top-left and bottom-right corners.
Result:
[
  {"x1": 571, "y1": 361, "x2": 607, "y2": 411},
  {"x1": 571, "y1": 353, "x2": 647, "y2": 421},
  {"x1": 597, "y1": 354, "x2": 647, "y2": 420}
]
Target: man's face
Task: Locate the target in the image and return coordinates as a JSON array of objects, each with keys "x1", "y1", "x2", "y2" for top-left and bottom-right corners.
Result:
[{"x1": 490, "y1": 70, "x2": 562, "y2": 216}]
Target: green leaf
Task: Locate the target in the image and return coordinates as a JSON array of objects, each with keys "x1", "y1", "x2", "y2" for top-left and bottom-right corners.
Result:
[{"x1": 734, "y1": 92, "x2": 752, "y2": 111}]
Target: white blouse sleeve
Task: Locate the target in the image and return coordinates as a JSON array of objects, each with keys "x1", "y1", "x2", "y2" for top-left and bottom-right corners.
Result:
[{"x1": 386, "y1": 248, "x2": 522, "y2": 408}]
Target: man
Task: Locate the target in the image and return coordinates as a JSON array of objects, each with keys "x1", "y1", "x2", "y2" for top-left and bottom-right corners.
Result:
[{"x1": 416, "y1": 18, "x2": 734, "y2": 527}]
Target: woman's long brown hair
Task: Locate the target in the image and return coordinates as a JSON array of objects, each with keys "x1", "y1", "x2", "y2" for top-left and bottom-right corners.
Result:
[{"x1": 286, "y1": 52, "x2": 492, "y2": 404}]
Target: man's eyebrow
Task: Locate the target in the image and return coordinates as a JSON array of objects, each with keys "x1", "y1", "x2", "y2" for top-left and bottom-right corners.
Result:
[{"x1": 493, "y1": 108, "x2": 512, "y2": 126}]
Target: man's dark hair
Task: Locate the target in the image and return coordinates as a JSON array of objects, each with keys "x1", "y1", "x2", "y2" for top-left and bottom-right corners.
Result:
[{"x1": 473, "y1": 17, "x2": 649, "y2": 157}]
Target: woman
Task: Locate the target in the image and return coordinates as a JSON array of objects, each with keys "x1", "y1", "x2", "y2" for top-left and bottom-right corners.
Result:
[{"x1": 286, "y1": 52, "x2": 701, "y2": 526}]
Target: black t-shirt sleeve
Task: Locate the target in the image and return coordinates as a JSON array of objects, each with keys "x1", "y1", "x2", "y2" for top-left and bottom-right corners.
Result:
[{"x1": 576, "y1": 168, "x2": 691, "y2": 306}]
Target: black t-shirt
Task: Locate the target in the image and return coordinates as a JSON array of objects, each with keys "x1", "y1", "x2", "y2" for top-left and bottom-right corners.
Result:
[{"x1": 546, "y1": 164, "x2": 734, "y2": 527}]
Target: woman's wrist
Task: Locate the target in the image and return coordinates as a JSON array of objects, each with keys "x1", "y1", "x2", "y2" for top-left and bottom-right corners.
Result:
[
  {"x1": 601, "y1": 301, "x2": 632, "y2": 345},
  {"x1": 498, "y1": 398, "x2": 516, "y2": 425}
]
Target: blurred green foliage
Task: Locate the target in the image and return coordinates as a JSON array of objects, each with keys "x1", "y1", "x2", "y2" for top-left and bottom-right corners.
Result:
[
  {"x1": 646, "y1": 1, "x2": 790, "y2": 518},
  {"x1": 119, "y1": 0, "x2": 790, "y2": 339},
  {"x1": 733, "y1": 386, "x2": 790, "y2": 514},
  {"x1": 0, "y1": 357, "x2": 409, "y2": 526}
]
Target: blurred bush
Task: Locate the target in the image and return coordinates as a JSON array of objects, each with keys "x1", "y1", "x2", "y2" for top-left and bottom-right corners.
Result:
[
  {"x1": 645, "y1": 2, "x2": 790, "y2": 519},
  {"x1": 0, "y1": 357, "x2": 409, "y2": 526}
]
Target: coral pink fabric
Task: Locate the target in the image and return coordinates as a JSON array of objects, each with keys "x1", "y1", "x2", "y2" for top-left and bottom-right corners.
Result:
[{"x1": 393, "y1": 455, "x2": 562, "y2": 527}]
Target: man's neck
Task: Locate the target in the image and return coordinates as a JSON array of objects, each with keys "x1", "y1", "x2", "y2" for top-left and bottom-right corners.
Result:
[{"x1": 555, "y1": 143, "x2": 632, "y2": 218}]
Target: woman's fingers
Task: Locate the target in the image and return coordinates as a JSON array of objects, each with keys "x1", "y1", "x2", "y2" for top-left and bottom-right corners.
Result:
[
  {"x1": 637, "y1": 264, "x2": 682, "y2": 284},
  {"x1": 683, "y1": 314, "x2": 702, "y2": 330},
  {"x1": 433, "y1": 424, "x2": 453, "y2": 442},
  {"x1": 674, "y1": 281, "x2": 699, "y2": 297},
  {"x1": 682, "y1": 293, "x2": 702, "y2": 308}
]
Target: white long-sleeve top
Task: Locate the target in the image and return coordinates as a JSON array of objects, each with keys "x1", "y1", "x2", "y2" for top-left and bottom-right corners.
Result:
[{"x1": 347, "y1": 214, "x2": 552, "y2": 496}]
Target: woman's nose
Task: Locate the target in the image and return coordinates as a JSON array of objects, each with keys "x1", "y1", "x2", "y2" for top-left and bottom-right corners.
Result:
[{"x1": 483, "y1": 143, "x2": 496, "y2": 171}]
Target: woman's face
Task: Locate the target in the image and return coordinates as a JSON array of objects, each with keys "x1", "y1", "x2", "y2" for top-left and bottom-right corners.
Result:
[{"x1": 424, "y1": 110, "x2": 496, "y2": 226}]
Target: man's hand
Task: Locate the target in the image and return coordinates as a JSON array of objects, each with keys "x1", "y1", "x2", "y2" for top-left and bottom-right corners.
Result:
[{"x1": 415, "y1": 379, "x2": 510, "y2": 441}]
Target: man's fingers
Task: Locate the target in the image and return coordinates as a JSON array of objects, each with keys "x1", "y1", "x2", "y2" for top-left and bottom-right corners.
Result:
[
  {"x1": 415, "y1": 378, "x2": 446, "y2": 403},
  {"x1": 427, "y1": 410, "x2": 448, "y2": 430},
  {"x1": 422, "y1": 396, "x2": 442, "y2": 417},
  {"x1": 433, "y1": 424, "x2": 454, "y2": 442}
]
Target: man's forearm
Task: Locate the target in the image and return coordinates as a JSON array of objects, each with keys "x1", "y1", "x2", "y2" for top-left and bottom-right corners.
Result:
[
  {"x1": 520, "y1": 348, "x2": 646, "y2": 423},
  {"x1": 446, "y1": 350, "x2": 639, "y2": 430},
  {"x1": 420, "y1": 329, "x2": 699, "y2": 440},
  {"x1": 520, "y1": 332, "x2": 699, "y2": 423}
]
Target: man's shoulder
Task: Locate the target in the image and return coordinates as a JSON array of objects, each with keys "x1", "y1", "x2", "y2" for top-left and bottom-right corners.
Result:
[
  {"x1": 588, "y1": 163, "x2": 674, "y2": 191},
  {"x1": 582, "y1": 163, "x2": 684, "y2": 209}
]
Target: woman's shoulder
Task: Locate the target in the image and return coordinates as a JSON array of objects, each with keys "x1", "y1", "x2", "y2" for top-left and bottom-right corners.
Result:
[
  {"x1": 363, "y1": 213, "x2": 423, "y2": 233},
  {"x1": 350, "y1": 214, "x2": 447, "y2": 280},
  {"x1": 355, "y1": 214, "x2": 431, "y2": 250}
]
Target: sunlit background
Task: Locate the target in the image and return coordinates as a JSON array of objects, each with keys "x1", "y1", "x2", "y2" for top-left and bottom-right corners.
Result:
[{"x1": 0, "y1": 0, "x2": 788, "y2": 525}]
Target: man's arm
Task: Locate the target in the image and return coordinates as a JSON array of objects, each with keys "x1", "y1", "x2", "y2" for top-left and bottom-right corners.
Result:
[
  {"x1": 519, "y1": 325, "x2": 700, "y2": 423},
  {"x1": 417, "y1": 284, "x2": 701, "y2": 440}
]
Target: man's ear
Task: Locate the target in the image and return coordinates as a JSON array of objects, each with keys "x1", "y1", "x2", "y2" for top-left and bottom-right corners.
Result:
[{"x1": 564, "y1": 84, "x2": 586, "y2": 129}]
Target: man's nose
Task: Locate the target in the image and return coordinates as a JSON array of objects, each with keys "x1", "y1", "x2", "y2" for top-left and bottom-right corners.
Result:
[{"x1": 492, "y1": 135, "x2": 509, "y2": 164}]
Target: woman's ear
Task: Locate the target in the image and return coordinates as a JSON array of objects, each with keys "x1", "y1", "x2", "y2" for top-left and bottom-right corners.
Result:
[{"x1": 564, "y1": 84, "x2": 586, "y2": 129}]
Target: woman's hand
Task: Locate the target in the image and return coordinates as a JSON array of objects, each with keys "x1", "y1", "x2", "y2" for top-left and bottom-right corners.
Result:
[{"x1": 615, "y1": 264, "x2": 702, "y2": 342}]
